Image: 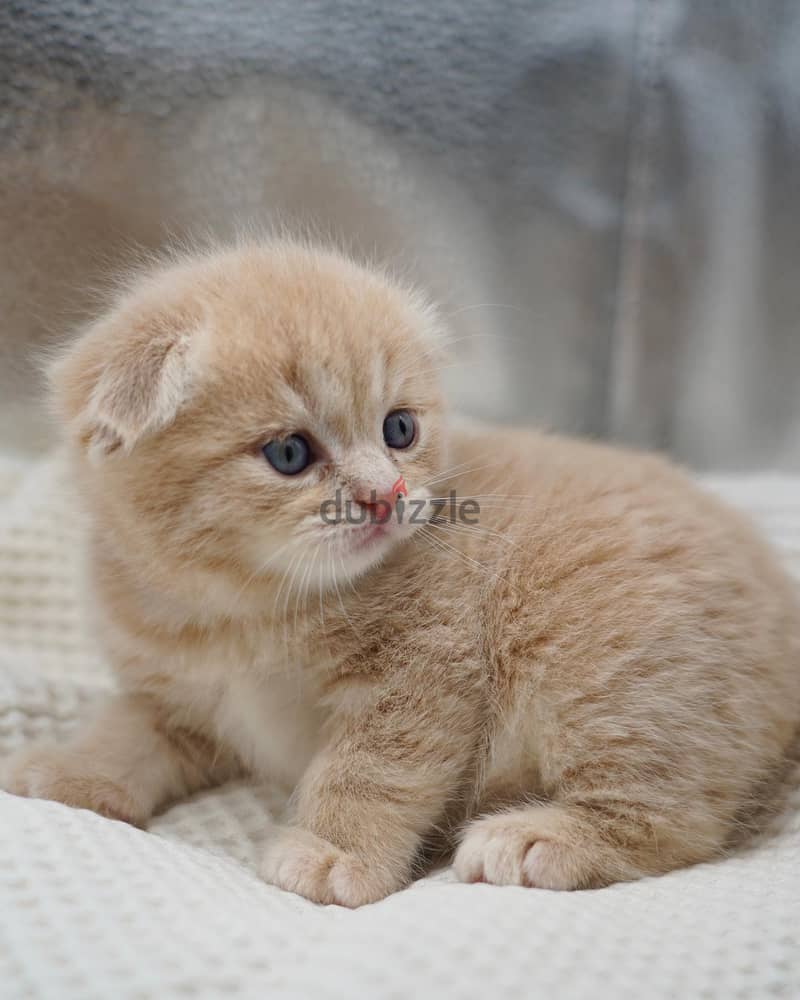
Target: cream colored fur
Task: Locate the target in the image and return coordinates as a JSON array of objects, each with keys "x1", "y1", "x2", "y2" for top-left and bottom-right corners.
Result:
[{"x1": 3, "y1": 240, "x2": 799, "y2": 906}]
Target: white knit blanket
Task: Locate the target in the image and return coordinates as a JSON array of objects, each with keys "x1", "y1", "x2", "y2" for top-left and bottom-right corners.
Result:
[{"x1": 1, "y1": 454, "x2": 799, "y2": 1000}]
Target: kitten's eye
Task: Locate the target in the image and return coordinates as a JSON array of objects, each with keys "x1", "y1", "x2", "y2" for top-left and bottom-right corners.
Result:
[
  {"x1": 383, "y1": 409, "x2": 416, "y2": 449},
  {"x1": 262, "y1": 435, "x2": 312, "y2": 475}
]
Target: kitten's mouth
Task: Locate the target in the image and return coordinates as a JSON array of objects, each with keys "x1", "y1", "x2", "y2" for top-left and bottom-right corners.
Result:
[
  {"x1": 327, "y1": 491, "x2": 430, "y2": 571},
  {"x1": 346, "y1": 522, "x2": 391, "y2": 553}
]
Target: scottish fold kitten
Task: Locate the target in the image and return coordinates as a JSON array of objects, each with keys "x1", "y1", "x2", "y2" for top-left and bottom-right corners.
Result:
[{"x1": 3, "y1": 240, "x2": 799, "y2": 905}]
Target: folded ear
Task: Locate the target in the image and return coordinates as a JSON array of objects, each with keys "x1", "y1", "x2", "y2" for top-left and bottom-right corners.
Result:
[{"x1": 50, "y1": 297, "x2": 205, "y2": 458}]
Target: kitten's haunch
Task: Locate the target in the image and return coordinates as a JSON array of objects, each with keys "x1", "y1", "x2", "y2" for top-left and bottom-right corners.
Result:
[{"x1": 3, "y1": 240, "x2": 799, "y2": 905}]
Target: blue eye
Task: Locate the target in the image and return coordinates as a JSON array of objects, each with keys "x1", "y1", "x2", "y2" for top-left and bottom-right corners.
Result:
[
  {"x1": 383, "y1": 409, "x2": 416, "y2": 449},
  {"x1": 263, "y1": 435, "x2": 312, "y2": 475}
]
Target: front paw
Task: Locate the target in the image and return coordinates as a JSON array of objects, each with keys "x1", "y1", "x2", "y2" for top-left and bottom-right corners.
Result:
[
  {"x1": 453, "y1": 807, "x2": 585, "y2": 890},
  {"x1": 1, "y1": 744, "x2": 145, "y2": 825},
  {"x1": 260, "y1": 825, "x2": 398, "y2": 907}
]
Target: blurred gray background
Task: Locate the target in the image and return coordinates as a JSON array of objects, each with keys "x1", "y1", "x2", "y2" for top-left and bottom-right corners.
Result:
[{"x1": 1, "y1": 0, "x2": 799, "y2": 469}]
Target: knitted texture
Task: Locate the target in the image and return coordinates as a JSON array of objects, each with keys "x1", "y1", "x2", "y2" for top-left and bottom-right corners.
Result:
[{"x1": 1, "y1": 454, "x2": 798, "y2": 999}]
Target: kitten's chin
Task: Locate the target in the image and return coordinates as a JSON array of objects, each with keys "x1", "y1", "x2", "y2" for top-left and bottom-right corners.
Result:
[
  {"x1": 335, "y1": 524, "x2": 402, "y2": 581},
  {"x1": 333, "y1": 518, "x2": 418, "y2": 584}
]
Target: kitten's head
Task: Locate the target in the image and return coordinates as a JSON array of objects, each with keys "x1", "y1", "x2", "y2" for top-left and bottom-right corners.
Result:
[{"x1": 51, "y1": 241, "x2": 448, "y2": 610}]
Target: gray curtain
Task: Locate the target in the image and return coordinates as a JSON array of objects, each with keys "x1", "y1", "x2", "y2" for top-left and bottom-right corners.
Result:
[{"x1": 2, "y1": 0, "x2": 799, "y2": 468}]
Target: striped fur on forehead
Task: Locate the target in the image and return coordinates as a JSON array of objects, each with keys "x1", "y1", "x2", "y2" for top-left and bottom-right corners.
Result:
[
  {"x1": 197, "y1": 250, "x2": 446, "y2": 446},
  {"x1": 273, "y1": 343, "x2": 437, "y2": 447}
]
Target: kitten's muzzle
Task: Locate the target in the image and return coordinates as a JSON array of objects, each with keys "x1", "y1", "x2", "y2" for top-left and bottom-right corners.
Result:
[{"x1": 352, "y1": 479, "x2": 406, "y2": 525}]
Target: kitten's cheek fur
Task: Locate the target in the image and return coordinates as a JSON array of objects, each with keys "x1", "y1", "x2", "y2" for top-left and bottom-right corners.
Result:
[{"x1": 260, "y1": 825, "x2": 399, "y2": 906}]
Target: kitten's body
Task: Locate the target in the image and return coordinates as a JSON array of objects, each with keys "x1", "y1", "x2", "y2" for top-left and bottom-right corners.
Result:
[{"x1": 4, "y1": 242, "x2": 799, "y2": 904}]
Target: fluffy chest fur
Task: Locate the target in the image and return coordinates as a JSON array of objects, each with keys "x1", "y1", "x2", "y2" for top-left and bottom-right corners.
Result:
[
  {"x1": 109, "y1": 618, "x2": 330, "y2": 789},
  {"x1": 208, "y1": 667, "x2": 324, "y2": 787}
]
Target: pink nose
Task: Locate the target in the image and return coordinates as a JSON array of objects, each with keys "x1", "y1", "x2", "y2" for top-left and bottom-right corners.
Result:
[{"x1": 353, "y1": 476, "x2": 407, "y2": 523}]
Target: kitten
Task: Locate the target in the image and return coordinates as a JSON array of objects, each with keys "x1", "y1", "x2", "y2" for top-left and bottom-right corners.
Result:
[{"x1": 3, "y1": 240, "x2": 799, "y2": 906}]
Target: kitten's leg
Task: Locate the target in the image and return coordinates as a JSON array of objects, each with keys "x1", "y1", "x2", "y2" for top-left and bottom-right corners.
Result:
[
  {"x1": 454, "y1": 795, "x2": 726, "y2": 890},
  {"x1": 260, "y1": 678, "x2": 480, "y2": 907},
  {"x1": 2, "y1": 693, "x2": 238, "y2": 825}
]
